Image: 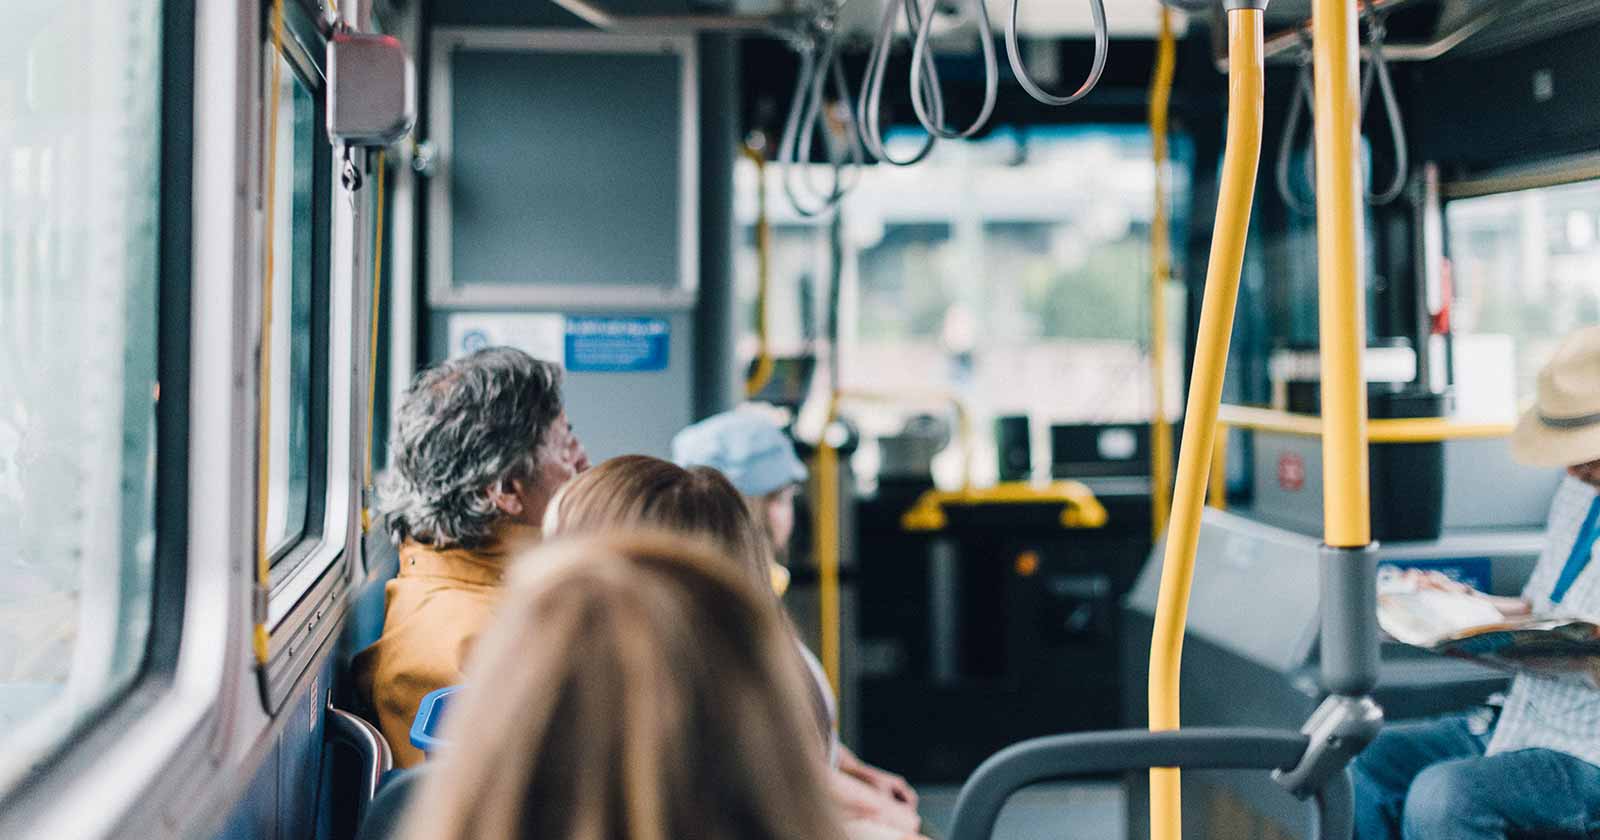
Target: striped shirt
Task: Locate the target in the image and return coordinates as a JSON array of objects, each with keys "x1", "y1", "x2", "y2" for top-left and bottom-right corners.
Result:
[{"x1": 1487, "y1": 476, "x2": 1600, "y2": 766}]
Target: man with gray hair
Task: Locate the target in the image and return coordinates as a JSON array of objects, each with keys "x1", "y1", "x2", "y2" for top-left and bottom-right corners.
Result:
[{"x1": 354, "y1": 347, "x2": 588, "y2": 765}]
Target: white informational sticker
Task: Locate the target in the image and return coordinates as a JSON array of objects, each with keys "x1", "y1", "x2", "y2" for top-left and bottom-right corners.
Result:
[
  {"x1": 446, "y1": 313, "x2": 566, "y2": 366},
  {"x1": 1098, "y1": 427, "x2": 1138, "y2": 460}
]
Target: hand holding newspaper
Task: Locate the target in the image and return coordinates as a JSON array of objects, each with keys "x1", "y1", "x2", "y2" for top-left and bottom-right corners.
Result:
[{"x1": 1377, "y1": 568, "x2": 1600, "y2": 689}]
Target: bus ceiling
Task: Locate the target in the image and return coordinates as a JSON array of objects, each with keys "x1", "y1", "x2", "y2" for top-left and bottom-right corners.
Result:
[{"x1": 1219, "y1": 0, "x2": 1600, "y2": 69}]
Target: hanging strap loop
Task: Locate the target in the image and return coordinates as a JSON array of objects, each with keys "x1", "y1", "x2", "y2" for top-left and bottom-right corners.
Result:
[
  {"x1": 909, "y1": 0, "x2": 999, "y2": 139},
  {"x1": 780, "y1": 30, "x2": 864, "y2": 217},
  {"x1": 1005, "y1": 0, "x2": 1108, "y2": 107},
  {"x1": 859, "y1": 0, "x2": 943, "y2": 165},
  {"x1": 1278, "y1": 11, "x2": 1409, "y2": 215}
]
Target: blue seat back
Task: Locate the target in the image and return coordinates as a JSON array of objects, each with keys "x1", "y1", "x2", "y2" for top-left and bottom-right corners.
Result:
[
  {"x1": 354, "y1": 767, "x2": 425, "y2": 840},
  {"x1": 342, "y1": 526, "x2": 400, "y2": 668}
]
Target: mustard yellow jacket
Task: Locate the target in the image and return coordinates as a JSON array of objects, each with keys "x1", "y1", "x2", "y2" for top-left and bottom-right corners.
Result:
[{"x1": 352, "y1": 524, "x2": 540, "y2": 767}]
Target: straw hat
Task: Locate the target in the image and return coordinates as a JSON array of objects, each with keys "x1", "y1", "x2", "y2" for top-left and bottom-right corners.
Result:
[{"x1": 1510, "y1": 325, "x2": 1600, "y2": 468}]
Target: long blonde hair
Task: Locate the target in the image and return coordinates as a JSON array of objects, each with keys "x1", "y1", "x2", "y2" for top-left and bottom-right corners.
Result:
[
  {"x1": 543, "y1": 455, "x2": 773, "y2": 589},
  {"x1": 402, "y1": 532, "x2": 844, "y2": 840},
  {"x1": 543, "y1": 454, "x2": 833, "y2": 747}
]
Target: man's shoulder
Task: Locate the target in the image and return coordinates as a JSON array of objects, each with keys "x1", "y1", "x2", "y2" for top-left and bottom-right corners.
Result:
[
  {"x1": 385, "y1": 575, "x2": 499, "y2": 630},
  {"x1": 1551, "y1": 476, "x2": 1600, "y2": 519},
  {"x1": 359, "y1": 582, "x2": 496, "y2": 688}
]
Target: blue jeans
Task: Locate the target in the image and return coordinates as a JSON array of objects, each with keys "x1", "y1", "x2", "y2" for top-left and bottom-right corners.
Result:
[{"x1": 1352, "y1": 713, "x2": 1600, "y2": 839}]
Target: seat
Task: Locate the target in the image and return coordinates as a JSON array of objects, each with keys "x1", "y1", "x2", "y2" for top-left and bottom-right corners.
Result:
[
  {"x1": 354, "y1": 767, "x2": 426, "y2": 840},
  {"x1": 324, "y1": 523, "x2": 404, "y2": 840},
  {"x1": 343, "y1": 524, "x2": 403, "y2": 672}
]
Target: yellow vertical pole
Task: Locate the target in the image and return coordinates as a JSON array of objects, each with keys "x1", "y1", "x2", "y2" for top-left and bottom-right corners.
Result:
[
  {"x1": 1149, "y1": 7, "x2": 1178, "y2": 540},
  {"x1": 1314, "y1": 0, "x2": 1372, "y2": 548},
  {"x1": 742, "y1": 144, "x2": 776, "y2": 399},
  {"x1": 814, "y1": 403, "x2": 842, "y2": 696},
  {"x1": 363, "y1": 151, "x2": 387, "y2": 534},
  {"x1": 1148, "y1": 8, "x2": 1265, "y2": 839}
]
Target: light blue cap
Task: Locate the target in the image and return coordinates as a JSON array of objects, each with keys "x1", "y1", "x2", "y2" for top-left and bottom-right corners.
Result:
[{"x1": 672, "y1": 410, "x2": 808, "y2": 497}]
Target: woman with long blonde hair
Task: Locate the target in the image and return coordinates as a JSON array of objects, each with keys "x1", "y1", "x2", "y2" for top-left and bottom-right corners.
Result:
[
  {"x1": 671, "y1": 413, "x2": 919, "y2": 810},
  {"x1": 544, "y1": 455, "x2": 926, "y2": 840},
  {"x1": 401, "y1": 531, "x2": 845, "y2": 840}
]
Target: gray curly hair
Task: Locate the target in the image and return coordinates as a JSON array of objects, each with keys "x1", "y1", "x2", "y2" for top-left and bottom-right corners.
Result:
[{"x1": 381, "y1": 347, "x2": 565, "y2": 548}]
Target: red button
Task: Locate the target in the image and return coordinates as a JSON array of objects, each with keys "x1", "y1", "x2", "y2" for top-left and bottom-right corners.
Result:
[{"x1": 1278, "y1": 452, "x2": 1306, "y2": 492}]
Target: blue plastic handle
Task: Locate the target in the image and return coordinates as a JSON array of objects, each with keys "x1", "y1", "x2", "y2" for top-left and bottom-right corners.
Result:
[{"x1": 409, "y1": 685, "x2": 459, "y2": 753}]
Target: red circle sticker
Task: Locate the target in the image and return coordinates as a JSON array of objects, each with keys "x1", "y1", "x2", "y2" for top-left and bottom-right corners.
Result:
[{"x1": 1278, "y1": 452, "x2": 1306, "y2": 492}]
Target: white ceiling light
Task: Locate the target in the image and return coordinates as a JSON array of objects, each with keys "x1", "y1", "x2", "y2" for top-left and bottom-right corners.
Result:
[
  {"x1": 986, "y1": 0, "x2": 1193, "y2": 37},
  {"x1": 838, "y1": 0, "x2": 1191, "y2": 42}
]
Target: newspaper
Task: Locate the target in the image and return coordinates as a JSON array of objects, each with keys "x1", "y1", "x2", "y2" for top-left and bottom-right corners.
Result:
[{"x1": 1377, "y1": 572, "x2": 1600, "y2": 689}]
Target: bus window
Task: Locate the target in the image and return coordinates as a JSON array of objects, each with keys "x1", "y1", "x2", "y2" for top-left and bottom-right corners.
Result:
[
  {"x1": 264, "y1": 52, "x2": 317, "y2": 565},
  {"x1": 737, "y1": 127, "x2": 1190, "y2": 486},
  {"x1": 1446, "y1": 178, "x2": 1600, "y2": 419},
  {"x1": 0, "y1": 0, "x2": 163, "y2": 792}
]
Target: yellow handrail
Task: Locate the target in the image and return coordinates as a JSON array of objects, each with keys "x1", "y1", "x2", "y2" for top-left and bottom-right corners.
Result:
[
  {"x1": 741, "y1": 143, "x2": 776, "y2": 399},
  {"x1": 1315, "y1": 0, "x2": 1372, "y2": 549},
  {"x1": 254, "y1": 0, "x2": 287, "y2": 667},
  {"x1": 362, "y1": 151, "x2": 386, "y2": 534},
  {"x1": 900, "y1": 481, "x2": 1109, "y2": 532},
  {"x1": 1217, "y1": 403, "x2": 1325, "y2": 436},
  {"x1": 1148, "y1": 5, "x2": 1178, "y2": 541},
  {"x1": 1366, "y1": 418, "x2": 1511, "y2": 443},
  {"x1": 813, "y1": 415, "x2": 842, "y2": 697},
  {"x1": 1216, "y1": 404, "x2": 1514, "y2": 442},
  {"x1": 1148, "y1": 8, "x2": 1266, "y2": 839}
]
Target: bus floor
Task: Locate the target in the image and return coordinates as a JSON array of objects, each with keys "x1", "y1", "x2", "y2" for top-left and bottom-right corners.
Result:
[{"x1": 918, "y1": 780, "x2": 1127, "y2": 840}]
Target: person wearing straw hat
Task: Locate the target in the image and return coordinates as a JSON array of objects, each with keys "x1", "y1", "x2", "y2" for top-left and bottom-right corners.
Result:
[
  {"x1": 672, "y1": 409, "x2": 921, "y2": 820},
  {"x1": 1352, "y1": 325, "x2": 1600, "y2": 840}
]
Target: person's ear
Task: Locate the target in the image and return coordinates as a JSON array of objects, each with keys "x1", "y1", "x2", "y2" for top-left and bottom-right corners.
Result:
[
  {"x1": 485, "y1": 478, "x2": 525, "y2": 516},
  {"x1": 541, "y1": 484, "x2": 568, "y2": 535}
]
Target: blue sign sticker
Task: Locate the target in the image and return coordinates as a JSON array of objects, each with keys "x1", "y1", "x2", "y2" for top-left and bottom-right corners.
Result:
[
  {"x1": 564, "y1": 317, "x2": 670, "y2": 372},
  {"x1": 1378, "y1": 557, "x2": 1494, "y2": 593},
  {"x1": 460, "y1": 329, "x2": 490, "y2": 354}
]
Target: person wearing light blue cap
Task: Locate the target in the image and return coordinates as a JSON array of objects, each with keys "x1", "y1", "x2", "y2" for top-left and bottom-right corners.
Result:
[
  {"x1": 673, "y1": 409, "x2": 920, "y2": 817},
  {"x1": 672, "y1": 409, "x2": 808, "y2": 568}
]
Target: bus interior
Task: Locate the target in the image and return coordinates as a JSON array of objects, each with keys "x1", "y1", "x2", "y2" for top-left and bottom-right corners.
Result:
[{"x1": 3, "y1": 0, "x2": 1600, "y2": 837}]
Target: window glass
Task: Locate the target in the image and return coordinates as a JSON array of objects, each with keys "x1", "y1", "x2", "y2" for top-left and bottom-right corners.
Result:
[
  {"x1": 736, "y1": 127, "x2": 1190, "y2": 485},
  {"x1": 733, "y1": 222, "x2": 825, "y2": 360},
  {"x1": 264, "y1": 53, "x2": 316, "y2": 563},
  {"x1": 0, "y1": 0, "x2": 163, "y2": 789},
  {"x1": 1446, "y1": 179, "x2": 1600, "y2": 419},
  {"x1": 1272, "y1": 139, "x2": 1385, "y2": 349}
]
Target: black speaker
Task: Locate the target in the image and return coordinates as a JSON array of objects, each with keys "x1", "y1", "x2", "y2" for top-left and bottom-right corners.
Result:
[{"x1": 995, "y1": 415, "x2": 1031, "y2": 482}]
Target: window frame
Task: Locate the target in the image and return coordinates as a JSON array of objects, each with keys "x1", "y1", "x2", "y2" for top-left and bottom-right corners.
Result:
[
  {"x1": 258, "y1": 0, "x2": 359, "y2": 715},
  {"x1": 0, "y1": 0, "x2": 194, "y2": 824},
  {"x1": 261, "y1": 47, "x2": 322, "y2": 564},
  {"x1": 263, "y1": 2, "x2": 335, "y2": 594},
  {"x1": 1440, "y1": 151, "x2": 1600, "y2": 203},
  {"x1": 1437, "y1": 156, "x2": 1600, "y2": 409}
]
